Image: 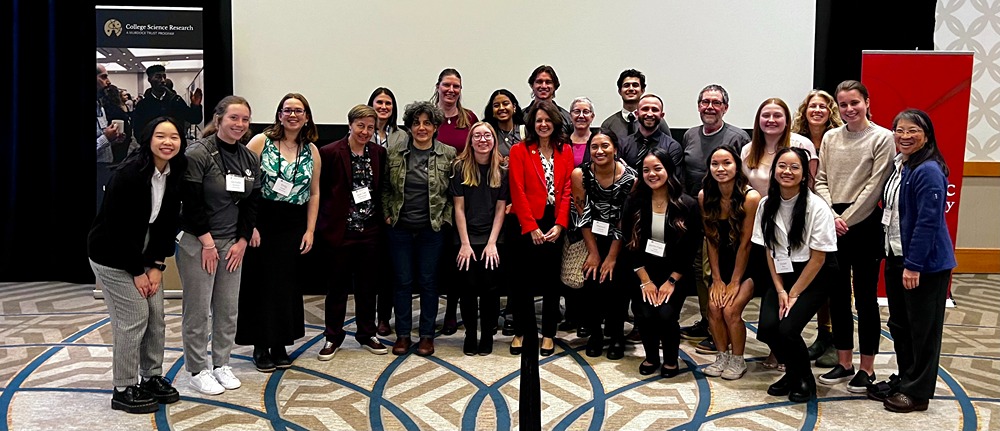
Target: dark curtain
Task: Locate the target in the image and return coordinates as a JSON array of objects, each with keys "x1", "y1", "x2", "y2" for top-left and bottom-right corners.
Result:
[
  {"x1": 1, "y1": 1, "x2": 935, "y2": 282},
  {"x1": 1, "y1": 1, "x2": 232, "y2": 282}
]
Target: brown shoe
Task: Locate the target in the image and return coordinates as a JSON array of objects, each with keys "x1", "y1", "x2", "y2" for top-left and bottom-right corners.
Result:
[
  {"x1": 392, "y1": 337, "x2": 412, "y2": 356},
  {"x1": 377, "y1": 320, "x2": 392, "y2": 337},
  {"x1": 884, "y1": 392, "x2": 929, "y2": 413},
  {"x1": 415, "y1": 337, "x2": 435, "y2": 357}
]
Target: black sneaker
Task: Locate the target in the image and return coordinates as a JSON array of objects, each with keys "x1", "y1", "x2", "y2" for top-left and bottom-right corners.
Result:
[
  {"x1": 694, "y1": 337, "x2": 718, "y2": 354},
  {"x1": 139, "y1": 376, "x2": 180, "y2": 404},
  {"x1": 679, "y1": 320, "x2": 709, "y2": 340},
  {"x1": 867, "y1": 374, "x2": 899, "y2": 402},
  {"x1": 818, "y1": 364, "x2": 856, "y2": 385},
  {"x1": 847, "y1": 370, "x2": 876, "y2": 393},
  {"x1": 112, "y1": 385, "x2": 159, "y2": 414}
]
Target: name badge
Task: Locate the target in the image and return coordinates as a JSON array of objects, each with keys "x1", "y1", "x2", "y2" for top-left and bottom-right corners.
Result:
[
  {"x1": 645, "y1": 239, "x2": 665, "y2": 257},
  {"x1": 881, "y1": 208, "x2": 892, "y2": 226},
  {"x1": 592, "y1": 220, "x2": 610, "y2": 236},
  {"x1": 774, "y1": 256, "x2": 794, "y2": 274},
  {"x1": 273, "y1": 178, "x2": 293, "y2": 196},
  {"x1": 226, "y1": 174, "x2": 246, "y2": 192},
  {"x1": 352, "y1": 187, "x2": 372, "y2": 203}
]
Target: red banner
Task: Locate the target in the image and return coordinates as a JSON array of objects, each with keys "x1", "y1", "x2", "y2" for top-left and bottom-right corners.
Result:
[{"x1": 861, "y1": 50, "x2": 973, "y2": 303}]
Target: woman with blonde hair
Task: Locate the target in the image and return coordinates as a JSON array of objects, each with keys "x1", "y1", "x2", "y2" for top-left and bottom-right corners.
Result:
[
  {"x1": 791, "y1": 89, "x2": 843, "y2": 152},
  {"x1": 451, "y1": 121, "x2": 509, "y2": 355}
]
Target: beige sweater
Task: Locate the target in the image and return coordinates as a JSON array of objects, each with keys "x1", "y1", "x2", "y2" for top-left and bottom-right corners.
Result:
[{"x1": 814, "y1": 123, "x2": 895, "y2": 226}]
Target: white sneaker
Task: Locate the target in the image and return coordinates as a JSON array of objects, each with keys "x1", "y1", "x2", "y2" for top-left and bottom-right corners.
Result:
[
  {"x1": 190, "y1": 370, "x2": 225, "y2": 395},
  {"x1": 721, "y1": 354, "x2": 747, "y2": 380},
  {"x1": 702, "y1": 351, "x2": 730, "y2": 377},
  {"x1": 212, "y1": 366, "x2": 241, "y2": 390}
]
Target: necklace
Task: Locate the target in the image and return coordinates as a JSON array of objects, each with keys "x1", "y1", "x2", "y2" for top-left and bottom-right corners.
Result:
[
  {"x1": 765, "y1": 146, "x2": 776, "y2": 155},
  {"x1": 653, "y1": 198, "x2": 667, "y2": 210},
  {"x1": 498, "y1": 126, "x2": 515, "y2": 144}
]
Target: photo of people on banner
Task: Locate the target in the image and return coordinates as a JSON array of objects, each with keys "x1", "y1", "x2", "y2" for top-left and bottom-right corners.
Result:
[{"x1": 96, "y1": 5, "x2": 204, "y2": 209}]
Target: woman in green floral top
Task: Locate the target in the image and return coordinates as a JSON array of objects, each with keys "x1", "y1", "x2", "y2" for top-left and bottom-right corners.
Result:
[{"x1": 235, "y1": 93, "x2": 321, "y2": 372}]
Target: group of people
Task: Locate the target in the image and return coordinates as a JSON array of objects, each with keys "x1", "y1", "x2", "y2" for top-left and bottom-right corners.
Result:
[{"x1": 88, "y1": 64, "x2": 955, "y2": 416}]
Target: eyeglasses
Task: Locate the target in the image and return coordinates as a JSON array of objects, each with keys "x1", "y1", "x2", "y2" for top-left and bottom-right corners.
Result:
[
  {"x1": 776, "y1": 163, "x2": 802, "y2": 172},
  {"x1": 699, "y1": 99, "x2": 725, "y2": 108},
  {"x1": 472, "y1": 133, "x2": 494, "y2": 141},
  {"x1": 570, "y1": 109, "x2": 593, "y2": 116},
  {"x1": 281, "y1": 108, "x2": 306, "y2": 116},
  {"x1": 894, "y1": 128, "x2": 923, "y2": 137}
]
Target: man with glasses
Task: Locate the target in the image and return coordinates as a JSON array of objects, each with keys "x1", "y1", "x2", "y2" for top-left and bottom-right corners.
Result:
[
  {"x1": 600, "y1": 69, "x2": 671, "y2": 143},
  {"x1": 132, "y1": 64, "x2": 204, "y2": 135},
  {"x1": 679, "y1": 84, "x2": 750, "y2": 354}
]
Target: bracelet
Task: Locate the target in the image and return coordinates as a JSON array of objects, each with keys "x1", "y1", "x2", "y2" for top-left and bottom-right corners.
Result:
[
  {"x1": 639, "y1": 281, "x2": 653, "y2": 288},
  {"x1": 202, "y1": 244, "x2": 216, "y2": 250}
]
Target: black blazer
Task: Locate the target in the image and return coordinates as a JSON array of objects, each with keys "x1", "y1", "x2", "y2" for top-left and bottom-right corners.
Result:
[
  {"x1": 621, "y1": 193, "x2": 702, "y2": 286},
  {"x1": 88, "y1": 157, "x2": 183, "y2": 276}
]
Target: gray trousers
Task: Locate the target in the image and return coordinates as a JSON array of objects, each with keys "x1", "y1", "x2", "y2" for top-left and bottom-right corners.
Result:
[
  {"x1": 90, "y1": 259, "x2": 165, "y2": 387},
  {"x1": 177, "y1": 233, "x2": 242, "y2": 373}
]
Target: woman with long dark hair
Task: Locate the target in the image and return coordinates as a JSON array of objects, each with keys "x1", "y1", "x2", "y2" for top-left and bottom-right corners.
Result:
[
  {"x1": 571, "y1": 132, "x2": 637, "y2": 359},
  {"x1": 814, "y1": 80, "x2": 895, "y2": 393},
  {"x1": 507, "y1": 100, "x2": 574, "y2": 357},
  {"x1": 88, "y1": 117, "x2": 187, "y2": 413},
  {"x1": 451, "y1": 121, "x2": 509, "y2": 356},
  {"x1": 624, "y1": 147, "x2": 701, "y2": 377},
  {"x1": 699, "y1": 145, "x2": 761, "y2": 380},
  {"x1": 753, "y1": 147, "x2": 839, "y2": 403},
  {"x1": 235, "y1": 93, "x2": 320, "y2": 372},
  {"x1": 367, "y1": 87, "x2": 401, "y2": 335},
  {"x1": 874, "y1": 109, "x2": 956, "y2": 413},
  {"x1": 368, "y1": 87, "x2": 401, "y2": 148},
  {"x1": 483, "y1": 88, "x2": 526, "y2": 159}
]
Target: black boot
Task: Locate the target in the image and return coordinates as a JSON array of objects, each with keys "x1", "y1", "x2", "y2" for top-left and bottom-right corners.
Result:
[
  {"x1": 807, "y1": 330, "x2": 832, "y2": 360},
  {"x1": 139, "y1": 376, "x2": 180, "y2": 404},
  {"x1": 271, "y1": 346, "x2": 292, "y2": 369}
]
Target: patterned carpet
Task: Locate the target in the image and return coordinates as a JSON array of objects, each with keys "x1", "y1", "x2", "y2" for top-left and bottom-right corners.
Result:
[{"x1": 1, "y1": 275, "x2": 998, "y2": 430}]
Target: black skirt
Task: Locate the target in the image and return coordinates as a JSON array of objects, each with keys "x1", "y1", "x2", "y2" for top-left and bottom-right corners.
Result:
[{"x1": 235, "y1": 199, "x2": 307, "y2": 347}]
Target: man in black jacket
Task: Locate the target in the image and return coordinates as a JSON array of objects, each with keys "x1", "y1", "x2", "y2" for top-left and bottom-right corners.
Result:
[{"x1": 132, "y1": 64, "x2": 204, "y2": 134}]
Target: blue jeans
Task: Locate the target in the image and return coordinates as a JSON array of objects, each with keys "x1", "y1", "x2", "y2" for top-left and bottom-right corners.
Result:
[{"x1": 388, "y1": 225, "x2": 444, "y2": 338}]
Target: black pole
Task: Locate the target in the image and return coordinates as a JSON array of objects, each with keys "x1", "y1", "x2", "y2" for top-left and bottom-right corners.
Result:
[{"x1": 517, "y1": 293, "x2": 542, "y2": 430}]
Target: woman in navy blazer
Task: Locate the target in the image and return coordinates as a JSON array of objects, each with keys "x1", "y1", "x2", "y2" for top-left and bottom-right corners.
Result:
[
  {"x1": 876, "y1": 109, "x2": 956, "y2": 413},
  {"x1": 507, "y1": 100, "x2": 574, "y2": 357}
]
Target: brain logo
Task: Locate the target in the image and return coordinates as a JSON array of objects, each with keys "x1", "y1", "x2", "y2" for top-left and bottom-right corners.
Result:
[{"x1": 104, "y1": 19, "x2": 122, "y2": 37}]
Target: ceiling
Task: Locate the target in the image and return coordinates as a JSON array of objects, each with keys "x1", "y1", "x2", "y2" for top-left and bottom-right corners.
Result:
[{"x1": 96, "y1": 47, "x2": 203, "y2": 73}]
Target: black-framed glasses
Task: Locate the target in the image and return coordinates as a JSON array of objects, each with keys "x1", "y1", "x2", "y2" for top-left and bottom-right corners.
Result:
[
  {"x1": 699, "y1": 99, "x2": 725, "y2": 108},
  {"x1": 281, "y1": 108, "x2": 306, "y2": 116}
]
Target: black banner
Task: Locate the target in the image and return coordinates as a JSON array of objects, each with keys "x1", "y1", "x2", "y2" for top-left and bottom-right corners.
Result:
[{"x1": 97, "y1": 8, "x2": 202, "y2": 49}]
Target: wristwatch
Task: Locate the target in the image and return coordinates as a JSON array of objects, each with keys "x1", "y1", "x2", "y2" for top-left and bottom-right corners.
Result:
[
  {"x1": 667, "y1": 276, "x2": 677, "y2": 285},
  {"x1": 153, "y1": 262, "x2": 167, "y2": 271}
]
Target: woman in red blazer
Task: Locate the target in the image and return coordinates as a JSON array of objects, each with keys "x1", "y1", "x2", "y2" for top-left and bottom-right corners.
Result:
[{"x1": 508, "y1": 100, "x2": 574, "y2": 357}]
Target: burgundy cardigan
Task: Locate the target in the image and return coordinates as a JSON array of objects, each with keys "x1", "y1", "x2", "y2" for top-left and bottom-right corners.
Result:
[{"x1": 316, "y1": 137, "x2": 388, "y2": 246}]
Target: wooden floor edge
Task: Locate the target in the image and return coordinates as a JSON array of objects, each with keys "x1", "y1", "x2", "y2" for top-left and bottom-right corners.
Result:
[
  {"x1": 955, "y1": 247, "x2": 1000, "y2": 273},
  {"x1": 964, "y1": 161, "x2": 1000, "y2": 177}
]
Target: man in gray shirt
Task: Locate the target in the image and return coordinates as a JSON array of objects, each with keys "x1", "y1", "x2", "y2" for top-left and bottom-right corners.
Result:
[
  {"x1": 679, "y1": 84, "x2": 750, "y2": 354},
  {"x1": 681, "y1": 84, "x2": 750, "y2": 197},
  {"x1": 599, "y1": 69, "x2": 670, "y2": 143}
]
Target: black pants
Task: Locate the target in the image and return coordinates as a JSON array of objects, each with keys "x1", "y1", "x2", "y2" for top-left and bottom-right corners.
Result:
[
  {"x1": 582, "y1": 235, "x2": 627, "y2": 342},
  {"x1": 885, "y1": 255, "x2": 950, "y2": 400},
  {"x1": 324, "y1": 229, "x2": 379, "y2": 345},
  {"x1": 758, "y1": 262, "x2": 835, "y2": 384},
  {"x1": 829, "y1": 204, "x2": 884, "y2": 355},
  {"x1": 376, "y1": 229, "x2": 394, "y2": 324},
  {"x1": 631, "y1": 285, "x2": 686, "y2": 367},
  {"x1": 512, "y1": 206, "x2": 562, "y2": 338},
  {"x1": 459, "y1": 243, "x2": 501, "y2": 339}
]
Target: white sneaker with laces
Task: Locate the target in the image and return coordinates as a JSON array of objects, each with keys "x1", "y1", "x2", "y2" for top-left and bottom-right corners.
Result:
[
  {"x1": 721, "y1": 355, "x2": 748, "y2": 380},
  {"x1": 212, "y1": 366, "x2": 241, "y2": 390},
  {"x1": 190, "y1": 370, "x2": 225, "y2": 395},
  {"x1": 703, "y1": 351, "x2": 730, "y2": 377}
]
